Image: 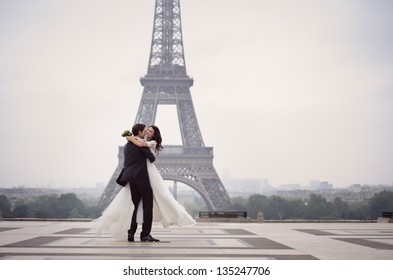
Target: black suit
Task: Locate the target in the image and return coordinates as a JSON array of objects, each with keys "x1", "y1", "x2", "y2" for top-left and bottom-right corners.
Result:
[{"x1": 116, "y1": 141, "x2": 155, "y2": 237}]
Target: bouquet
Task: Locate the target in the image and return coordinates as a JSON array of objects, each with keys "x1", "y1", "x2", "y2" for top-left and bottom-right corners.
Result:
[{"x1": 121, "y1": 130, "x2": 132, "y2": 137}]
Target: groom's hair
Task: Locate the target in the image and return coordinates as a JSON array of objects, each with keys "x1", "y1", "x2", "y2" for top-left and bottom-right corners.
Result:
[{"x1": 132, "y1": 123, "x2": 146, "y2": 136}]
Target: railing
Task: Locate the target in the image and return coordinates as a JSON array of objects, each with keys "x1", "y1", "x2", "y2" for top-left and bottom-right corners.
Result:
[
  {"x1": 117, "y1": 145, "x2": 214, "y2": 159},
  {"x1": 199, "y1": 211, "x2": 248, "y2": 218},
  {"x1": 160, "y1": 145, "x2": 213, "y2": 156}
]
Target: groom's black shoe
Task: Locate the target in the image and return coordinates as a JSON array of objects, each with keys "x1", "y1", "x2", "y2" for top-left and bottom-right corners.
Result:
[
  {"x1": 141, "y1": 235, "x2": 160, "y2": 242},
  {"x1": 127, "y1": 231, "x2": 134, "y2": 242}
]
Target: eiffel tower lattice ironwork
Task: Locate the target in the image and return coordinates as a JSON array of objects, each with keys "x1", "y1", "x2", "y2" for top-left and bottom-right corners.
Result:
[{"x1": 97, "y1": 0, "x2": 231, "y2": 211}]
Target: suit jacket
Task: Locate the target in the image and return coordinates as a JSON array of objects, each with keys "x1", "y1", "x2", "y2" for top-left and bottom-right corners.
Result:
[{"x1": 116, "y1": 141, "x2": 155, "y2": 187}]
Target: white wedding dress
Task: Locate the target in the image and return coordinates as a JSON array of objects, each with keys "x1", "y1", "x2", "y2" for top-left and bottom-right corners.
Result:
[{"x1": 92, "y1": 141, "x2": 196, "y2": 240}]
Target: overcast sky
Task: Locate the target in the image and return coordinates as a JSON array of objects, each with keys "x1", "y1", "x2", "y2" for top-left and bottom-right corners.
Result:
[{"x1": 1, "y1": 0, "x2": 392, "y2": 189}]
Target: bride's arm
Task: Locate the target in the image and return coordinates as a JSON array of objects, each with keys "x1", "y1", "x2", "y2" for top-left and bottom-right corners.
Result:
[
  {"x1": 126, "y1": 136, "x2": 157, "y2": 150},
  {"x1": 126, "y1": 136, "x2": 147, "y2": 147}
]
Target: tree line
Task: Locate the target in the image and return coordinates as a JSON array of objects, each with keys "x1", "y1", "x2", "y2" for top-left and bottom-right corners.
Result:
[
  {"x1": 0, "y1": 193, "x2": 101, "y2": 219},
  {"x1": 1, "y1": 190, "x2": 392, "y2": 220},
  {"x1": 230, "y1": 190, "x2": 393, "y2": 220}
]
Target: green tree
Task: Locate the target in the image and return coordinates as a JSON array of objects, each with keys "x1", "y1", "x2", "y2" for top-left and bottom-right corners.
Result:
[
  {"x1": 270, "y1": 196, "x2": 286, "y2": 219},
  {"x1": 69, "y1": 208, "x2": 84, "y2": 218},
  {"x1": 13, "y1": 204, "x2": 29, "y2": 218},
  {"x1": 332, "y1": 197, "x2": 349, "y2": 219},
  {"x1": 30, "y1": 194, "x2": 58, "y2": 218},
  {"x1": 245, "y1": 194, "x2": 271, "y2": 219},
  {"x1": 366, "y1": 190, "x2": 393, "y2": 219},
  {"x1": 85, "y1": 205, "x2": 103, "y2": 219},
  {"x1": 346, "y1": 202, "x2": 366, "y2": 220},
  {"x1": 306, "y1": 194, "x2": 332, "y2": 219},
  {"x1": 54, "y1": 193, "x2": 85, "y2": 218},
  {"x1": 0, "y1": 195, "x2": 12, "y2": 217},
  {"x1": 35, "y1": 209, "x2": 51, "y2": 218},
  {"x1": 230, "y1": 196, "x2": 248, "y2": 212},
  {"x1": 283, "y1": 199, "x2": 307, "y2": 219}
]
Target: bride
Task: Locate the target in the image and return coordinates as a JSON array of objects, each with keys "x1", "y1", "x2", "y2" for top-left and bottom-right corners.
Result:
[{"x1": 93, "y1": 125, "x2": 196, "y2": 240}]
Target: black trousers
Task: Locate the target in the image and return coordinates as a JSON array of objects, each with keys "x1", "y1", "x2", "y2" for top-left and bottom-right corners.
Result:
[{"x1": 129, "y1": 183, "x2": 153, "y2": 237}]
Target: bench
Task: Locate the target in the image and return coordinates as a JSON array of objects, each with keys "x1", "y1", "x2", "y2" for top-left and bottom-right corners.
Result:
[{"x1": 382, "y1": 212, "x2": 393, "y2": 218}]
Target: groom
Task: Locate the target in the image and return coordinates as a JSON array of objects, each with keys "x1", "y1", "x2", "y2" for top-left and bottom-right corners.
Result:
[{"x1": 116, "y1": 123, "x2": 159, "y2": 242}]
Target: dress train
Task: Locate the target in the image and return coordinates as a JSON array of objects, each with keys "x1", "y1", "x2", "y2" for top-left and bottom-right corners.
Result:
[{"x1": 147, "y1": 160, "x2": 197, "y2": 228}]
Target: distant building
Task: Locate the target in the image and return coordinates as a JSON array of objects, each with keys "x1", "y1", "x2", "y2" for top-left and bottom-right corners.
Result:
[
  {"x1": 310, "y1": 180, "x2": 333, "y2": 191},
  {"x1": 277, "y1": 184, "x2": 302, "y2": 191}
]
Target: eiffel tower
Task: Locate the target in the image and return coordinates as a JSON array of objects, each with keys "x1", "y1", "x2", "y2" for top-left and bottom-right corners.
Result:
[{"x1": 97, "y1": 0, "x2": 231, "y2": 211}]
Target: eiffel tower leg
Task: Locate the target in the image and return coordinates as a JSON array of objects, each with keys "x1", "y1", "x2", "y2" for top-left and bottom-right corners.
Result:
[{"x1": 155, "y1": 149, "x2": 232, "y2": 211}]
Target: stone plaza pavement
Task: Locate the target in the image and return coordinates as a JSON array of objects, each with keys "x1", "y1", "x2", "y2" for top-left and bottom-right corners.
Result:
[{"x1": 0, "y1": 220, "x2": 392, "y2": 260}]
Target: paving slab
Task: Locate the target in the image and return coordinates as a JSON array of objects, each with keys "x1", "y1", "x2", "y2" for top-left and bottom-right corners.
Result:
[{"x1": 0, "y1": 220, "x2": 392, "y2": 260}]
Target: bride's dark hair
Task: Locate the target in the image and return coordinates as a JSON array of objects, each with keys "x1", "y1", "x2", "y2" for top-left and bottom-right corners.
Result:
[{"x1": 149, "y1": 125, "x2": 163, "y2": 153}]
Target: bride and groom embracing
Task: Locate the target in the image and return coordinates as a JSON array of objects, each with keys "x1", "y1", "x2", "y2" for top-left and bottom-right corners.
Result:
[{"x1": 94, "y1": 123, "x2": 196, "y2": 242}]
